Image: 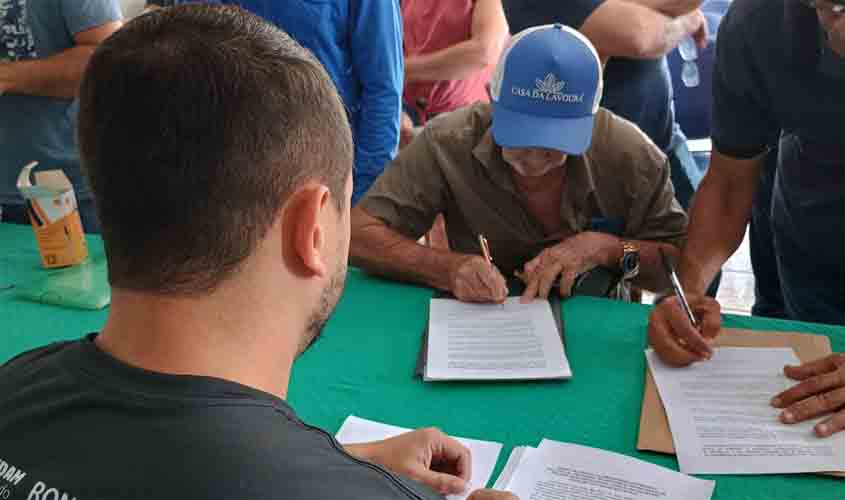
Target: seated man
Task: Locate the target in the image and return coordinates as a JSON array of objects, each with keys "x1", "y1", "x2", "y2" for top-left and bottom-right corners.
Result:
[
  {"x1": 0, "y1": 6, "x2": 514, "y2": 500},
  {"x1": 352, "y1": 25, "x2": 688, "y2": 303}
]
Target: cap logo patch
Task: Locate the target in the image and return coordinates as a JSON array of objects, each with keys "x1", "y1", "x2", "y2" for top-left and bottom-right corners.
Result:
[{"x1": 511, "y1": 73, "x2": 584, "y2": 103}]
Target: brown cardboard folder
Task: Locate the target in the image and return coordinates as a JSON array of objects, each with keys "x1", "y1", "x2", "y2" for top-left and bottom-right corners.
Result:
[{"x1": 637, "y1": 328, "x2": 845, "y2": 477}]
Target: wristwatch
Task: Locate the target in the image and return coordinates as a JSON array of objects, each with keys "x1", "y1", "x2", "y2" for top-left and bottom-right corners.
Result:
[{"x1": 619, "y1": 241, "x2": 640, "y2": 281}]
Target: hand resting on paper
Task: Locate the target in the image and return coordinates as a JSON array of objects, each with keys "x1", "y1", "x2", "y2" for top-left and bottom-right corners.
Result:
[
  {"x1": 344, "y1": 427, "x2": 472, "y2": 495},
  {"x1": 647, "y1": 295, "x2": 722, "y2": 367},
  {"x1": 771, "y1": 354, "x2": 845, "y2": 438},
  {"x1": 468, "y1": 490, "x2": 519, "y2": 500}
]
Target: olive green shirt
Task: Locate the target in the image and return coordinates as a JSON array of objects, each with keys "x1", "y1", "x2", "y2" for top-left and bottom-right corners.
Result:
[{"x1": 359, "y1": 103, "x2": 688, "y2": 276}]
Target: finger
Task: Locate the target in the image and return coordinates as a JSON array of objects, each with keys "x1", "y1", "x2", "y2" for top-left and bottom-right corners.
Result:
[
  {"x1": 430, "y1": 433, "x2": 473, "y2": 483},
  {"x1": 478, "y1": 265, "x2": 508, "y2": 303},
  {"x1": 779, "y1": 387, "x2": 845, "y2": 425},
  {"x1": 772, "y1": 369, "x2": 845, "y2": 408},
  {"x1": 538, "y1": 262, "x2": 565, "y2": 299},
  {"x1": 694, "y1": 299, "x2": 722, "y2": 341},
  {"x1": 521, "y1": 275, "x2": 540, "y2": 303},
  {"x1": 663, "y1": 298, "x2": 713, "y2": 358},
  {"x1": 648, "y1": 309, "x2": 702, "y2": 367},
  {"x1": 414, "y1": 468, "x2": 468, "y2": 495},
  {"x1": 557, "y1": 271, "x2": 577, "y2": 298},
  {"x1": 783, "y1": 354, "x2": 845, "y2": 381},
  {"x1": 468, "y1": 489, "x2": 519, "y2": 500},
  {"x1": 814, "y1": 410, "x2": 845, "y2": 438}
]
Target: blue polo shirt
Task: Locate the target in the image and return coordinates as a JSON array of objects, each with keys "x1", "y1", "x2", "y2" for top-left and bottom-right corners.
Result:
[
  {"x1": 712, "y1": 0, "x2": 845, "y2": 324},
  {"x1": 178, "y1": 0, "x2": 403, "y2": 204},
  {"x1": 0, "y1": 0, "x2": 123, "y2": 206},
  {"x1": 503, "y1": 0, "x2": 675, "y2": 152}
]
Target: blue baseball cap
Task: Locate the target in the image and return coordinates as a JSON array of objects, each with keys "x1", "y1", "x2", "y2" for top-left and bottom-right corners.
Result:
[{"x1": 490, "y1": 24, "x2": 603, "y2": 155}]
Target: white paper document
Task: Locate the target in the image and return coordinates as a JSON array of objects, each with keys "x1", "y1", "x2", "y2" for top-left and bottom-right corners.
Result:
[
  {"x1": 426, "y1": 298, "x2": 571, "y2": 381},
  {"x1": 335, "y1": 416, "x2": 502, "y2": 500},
  {"x1": 647, "y1": 347, "x2": 845, "y2": 474},
  {"x1": 503, "y1": 440, "x2": 714, "y2": 500}
]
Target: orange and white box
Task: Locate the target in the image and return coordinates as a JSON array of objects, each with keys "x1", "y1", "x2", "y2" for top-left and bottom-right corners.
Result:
[{"x1": 16, "y1": 162, "x2": 88, "y2": 269}]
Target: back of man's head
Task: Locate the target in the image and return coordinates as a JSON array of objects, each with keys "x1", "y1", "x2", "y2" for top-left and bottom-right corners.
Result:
[{"x1": 78, "y1": 4, "x2": 353, "y2": 295}]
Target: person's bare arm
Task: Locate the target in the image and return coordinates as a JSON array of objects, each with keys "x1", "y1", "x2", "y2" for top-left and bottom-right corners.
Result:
[
  {"x1": 405, "y1": 0, "x2": 508, "y2": 83},
  {"x1": 351, "y1": 208, "x2": 507, "y2": 302},
  {"x1": 0, "y1": 21, "x2": 122, "y2": 98},
  {"x1": 580, "y1": 0, "x2": 705, "y2": 60},
  {"x1": 628, "y1": 0, "x2": 703, "y2": 18},
  {"x1": 679, "y1": 151, "x2": 764, "y2": 294}
]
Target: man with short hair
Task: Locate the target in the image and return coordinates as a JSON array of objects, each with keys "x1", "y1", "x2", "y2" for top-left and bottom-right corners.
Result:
[
  {"x1": 0, "y1": 0, "x2": 123, "y2": 232},
  {"x1": 0, "y1": 6, "x2": 515, "y2": 500},
  {"x1": 352, "y1": 25, "x2": 688, "y2": 304},
  {"x1": 163, "y1": 0, "x2": 403, "y2": 204}
]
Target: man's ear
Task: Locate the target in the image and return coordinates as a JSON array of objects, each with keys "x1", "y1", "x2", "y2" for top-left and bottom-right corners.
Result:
[{"x1": 282, "y1": 184, "x2": 332, "y2": 279}]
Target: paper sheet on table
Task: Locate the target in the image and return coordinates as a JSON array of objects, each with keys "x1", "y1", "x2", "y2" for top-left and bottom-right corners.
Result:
[
  {"x1": 637, "y1": 328, "x2": 845, "y2": 477},
  {"x1": 647, "y1": 347, "x2": 845, "y2": 474},
  {"x1": 335, "y1": 416, "x2": 502, "y2": 500},
  {"x1": 425, "y1": 298, "x2": 571, "y2": 381},
  {"x1": 492, "y1": 446, "x2": 535, "y2": 490},
  {"x1": 503, "y1": 439, "x2": 714, "y2": 500}
]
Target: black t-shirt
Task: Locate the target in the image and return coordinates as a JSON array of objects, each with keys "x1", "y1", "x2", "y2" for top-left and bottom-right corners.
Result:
[
  {"x1": 712, "y1": 0, "x2": 845, "y2": 158},
  {"x1": 0, "y1": 335, "x2": 439, "y2": 500},
  {"x1": 503, "y1": 0, "x2": 675, "y2": 151}
]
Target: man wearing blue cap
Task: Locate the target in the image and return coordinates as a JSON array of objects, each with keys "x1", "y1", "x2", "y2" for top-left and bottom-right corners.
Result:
[{"x1": 351, "y1": 25, "x2": 688, "y2": 303}]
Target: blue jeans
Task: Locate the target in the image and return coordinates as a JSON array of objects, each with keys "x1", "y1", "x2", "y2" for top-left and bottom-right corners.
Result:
[{"x1": 1, "y1": 199, "x2": 100, "y2": 234}]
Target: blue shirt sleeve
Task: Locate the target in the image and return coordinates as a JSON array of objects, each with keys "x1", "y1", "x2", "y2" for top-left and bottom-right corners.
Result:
[
  {"x1": 711, "y1": 5, "x2": 779, "y2": 159},
  {"x1": 61, "y1": 0, "x2": 123, "y2": 37},
  {"x1": 504, "y1": 0, "x2": 605, "y2": 32},
  {"x1": 348, "y1": 0, "x2": 403, "y2": 203}
]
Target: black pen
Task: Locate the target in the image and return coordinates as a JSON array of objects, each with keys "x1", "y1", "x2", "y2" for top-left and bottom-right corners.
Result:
[{"x1": 659, "y1": 249, "x2": 697, "y2": 327}]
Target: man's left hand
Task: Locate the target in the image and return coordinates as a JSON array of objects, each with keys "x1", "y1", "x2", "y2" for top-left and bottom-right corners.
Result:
[
  {"x1": 518, "y1": 232, "x2": 612, "y2": 302},
  {"x1": 771, "y1": 354, "x2": 845, "y2": 437},
  {"x1": 345, "y1": 428, "x2": 471, "y2": 495}
]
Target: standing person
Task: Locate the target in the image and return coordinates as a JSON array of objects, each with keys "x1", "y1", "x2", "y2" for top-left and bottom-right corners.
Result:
[
  {"x1": 649, "y1": 0, "x2": 845, "y2": 437},
  {"x1": 0, "y1": 0, "x2": 123, "y2": 232},
  {"x1": 0, "y1": 6, "x2": 517, "y2": 500},
  {"x1": 168, "y1": 0, "x2": 403, "y2": 204},
  {"x1": 401, "y1": 0, "x2": 509, "y2": 126}
]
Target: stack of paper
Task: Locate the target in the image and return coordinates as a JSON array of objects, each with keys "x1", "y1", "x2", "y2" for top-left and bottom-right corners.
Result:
[
  {"x1": 425, "y1": 298, "x2": 571, "y2": 381},
  {"x1": 646, "y1": 347, "x2": 845, "y2": 474},
  {"x1": 497, "y1": 439, "x2": 715, "y2": 500},
  {"x1": 335, "y1": 416, "x2": 503, "y2": 500}
]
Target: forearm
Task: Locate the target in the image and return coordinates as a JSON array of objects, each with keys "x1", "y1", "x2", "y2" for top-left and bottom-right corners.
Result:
[
  {"x1": 406, "y1": 40, "x2": 497, "y2": 83},
  {"x1": 350, "y1": 209, "x2": 465, "y2": 292},
  {"x1": 679, "y1": 152, "x2": 762, "y2": 294},
  {"x1": 629, "y1": 0, "x2": 703, "y2": 18},
  {"x1": 0, "y1": 46, "x2": 96, "y2": 98}
]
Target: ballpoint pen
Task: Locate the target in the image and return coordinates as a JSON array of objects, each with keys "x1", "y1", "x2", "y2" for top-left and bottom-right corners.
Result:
[
  {"x1": 478, "y1": 234, "x2": 493, "y2": 265},
  {"x1": 659, "y1": 249, "x2": 698, "y2": 327}
]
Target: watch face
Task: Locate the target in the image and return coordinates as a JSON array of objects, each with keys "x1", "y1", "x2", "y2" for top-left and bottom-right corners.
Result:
[{"x1": 622, "y1": 252, "x2": 640, "y2": 276}]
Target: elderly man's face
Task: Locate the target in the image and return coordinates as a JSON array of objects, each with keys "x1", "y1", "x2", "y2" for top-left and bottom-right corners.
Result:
[
  {"x1": 502, "y1": 147, "x2": 568, "y2": 178},
  {"x1": 813, "y1": 0, "x2": 845, "y2": 56}
]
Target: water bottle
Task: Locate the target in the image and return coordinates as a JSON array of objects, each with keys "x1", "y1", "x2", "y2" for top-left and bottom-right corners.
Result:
[{"x1": 678, "y1": 36, "x2": 700, "y2": 88}]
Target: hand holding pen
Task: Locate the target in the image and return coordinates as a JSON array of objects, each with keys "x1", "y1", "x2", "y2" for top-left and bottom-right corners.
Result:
[
  {"x1": 445, "y1": 234, "x2": 508, "y2": 304},
  {"x1": 647, "y1": 249, "x2": 723, "y2": 367}
]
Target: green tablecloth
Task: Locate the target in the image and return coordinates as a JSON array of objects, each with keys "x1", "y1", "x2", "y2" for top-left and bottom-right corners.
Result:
[{"x1": 2, "y1": 223, "x2": 844, "y2": 499}]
